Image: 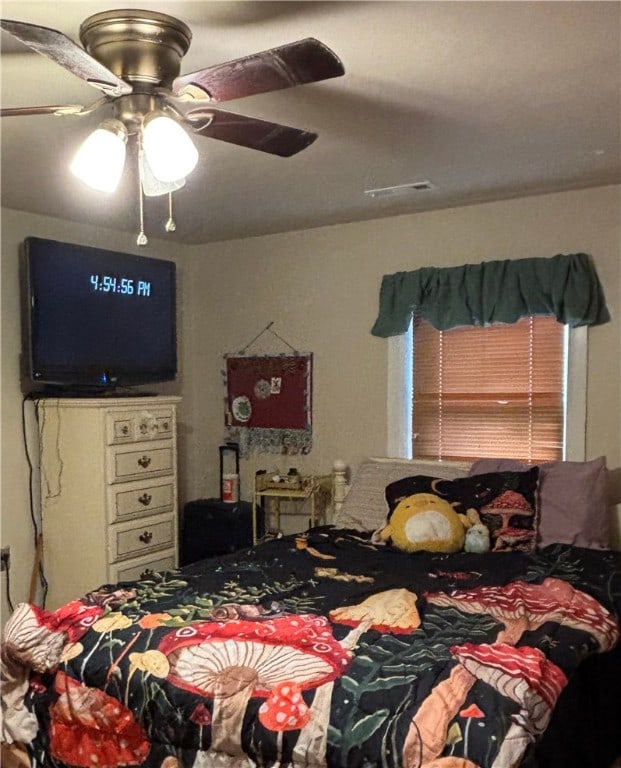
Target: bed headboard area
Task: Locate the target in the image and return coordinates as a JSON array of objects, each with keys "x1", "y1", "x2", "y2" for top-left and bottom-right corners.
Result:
[
  {"x1": 332, "y1": 457, "x2": 471, "y2": 532},
  {"x1": 332, "y1": 455, "x2": 613, "y2": 551}
]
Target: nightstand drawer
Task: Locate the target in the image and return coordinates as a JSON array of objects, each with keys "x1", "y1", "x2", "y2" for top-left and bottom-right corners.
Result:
[
  {"x1": 109, "y1": 550, "x2": 177, "y2": 582},
  {"x1": 109, "y1": 516, "x2": 175, "y2": 562},
  {"x1": 109, "y1": 443, "x2": 173, "y2": 483},
  {"x1": 108, "y1": 478, "x2": 175, "y2": 524}
]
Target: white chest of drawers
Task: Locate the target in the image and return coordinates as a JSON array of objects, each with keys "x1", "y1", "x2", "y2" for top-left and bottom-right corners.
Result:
[{"x1": 36, "y1": 395, "x2": 181, "y2": 609}]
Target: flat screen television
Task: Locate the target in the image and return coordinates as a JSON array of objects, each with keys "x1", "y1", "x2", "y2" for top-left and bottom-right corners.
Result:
[{"x1": 23, "y1": 237, "x2": 177, "y2": 392}]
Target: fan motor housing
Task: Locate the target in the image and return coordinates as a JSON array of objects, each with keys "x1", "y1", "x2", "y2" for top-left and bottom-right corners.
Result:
[{"x1": 79, "y1": 10, "x2": 192, "y2": 90}]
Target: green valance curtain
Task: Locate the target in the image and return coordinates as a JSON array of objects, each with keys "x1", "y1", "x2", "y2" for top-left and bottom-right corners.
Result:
[{"x1": 371, "y1": 253, "x2": 610, "y2": 337}]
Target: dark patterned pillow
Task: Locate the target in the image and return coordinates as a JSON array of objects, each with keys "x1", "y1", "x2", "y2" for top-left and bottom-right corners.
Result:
[{"x1": 384, "y1": 468, "x2": 540, "y2": 553}]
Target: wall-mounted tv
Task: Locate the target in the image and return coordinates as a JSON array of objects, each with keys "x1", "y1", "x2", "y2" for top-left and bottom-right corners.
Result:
[{"x1": 23, "y1": 237, "x2": 177, "y2": 392}]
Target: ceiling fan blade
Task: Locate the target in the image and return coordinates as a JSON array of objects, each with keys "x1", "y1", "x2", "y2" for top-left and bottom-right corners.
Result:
[
  {"x1": 184, "y1": 108, "x2": 317, "y2": 157},
  {"x1": 1, "y1": 104, "x2": 87, "y2": 117},
  {"x1": 173, "y1": 37, "x2": 344, "y2": 102},
  {"x1": 0, "y1": 19, "x2": 132, "y2": 97}
]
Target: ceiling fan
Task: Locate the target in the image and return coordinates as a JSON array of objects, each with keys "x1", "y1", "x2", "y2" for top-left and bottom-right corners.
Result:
[{"x1": 0, "y1": 8, "x2": 345, "y2": 241}]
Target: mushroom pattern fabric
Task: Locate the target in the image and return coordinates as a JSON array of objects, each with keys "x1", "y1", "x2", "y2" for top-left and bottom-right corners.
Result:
[
  {"x1": 1, "y1": 527, "x2": 621, "y2": 768},
  {"x1": 259, "y1": 681, "x2": 311, "y2": 766},
  {"x1": 49, "y1": 671, "x2": 150, "y2": 767},
  {"x1": 1, "y1": 601, "x2": 104, "y2": 746},
  {"x1": 450, "y1": 643, "x2": 568, "y2": 768},
  {"x1": 426, "y1": 577, "x2": 620, "y2": 649},
  {"x1": 293, "y1": 589, "x2": 421, "y2": 766},
  {"x1": 158, "y1": 614, "x2": 351, "y2": 759}
]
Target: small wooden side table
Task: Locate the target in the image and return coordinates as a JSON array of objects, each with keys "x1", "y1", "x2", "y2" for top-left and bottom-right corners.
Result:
[{"x1": 252, "y1": 473, "x2": 332, "y2": 543}]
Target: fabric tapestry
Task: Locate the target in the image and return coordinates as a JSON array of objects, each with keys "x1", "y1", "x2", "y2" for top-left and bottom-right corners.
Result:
[
  {"x1": 224, "y1": 353, "x2": 312, "y2": 456},
  {"x1": 383, "y1": 468, "x2": 540, "y2": 553}
]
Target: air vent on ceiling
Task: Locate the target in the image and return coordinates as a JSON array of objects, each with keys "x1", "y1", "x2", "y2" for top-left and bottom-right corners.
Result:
[{"x1": 364, "y1": 180, "x2": 435, "y2": 198}]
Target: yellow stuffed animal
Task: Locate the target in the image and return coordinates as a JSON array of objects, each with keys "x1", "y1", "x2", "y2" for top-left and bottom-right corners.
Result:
[{"x1": 379, "y1": 492, "x2": 470, "y2": 553}]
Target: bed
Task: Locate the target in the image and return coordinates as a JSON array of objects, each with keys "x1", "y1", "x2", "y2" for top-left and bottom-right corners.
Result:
[{"x1": 2, "y1": 457, "x2": 620, "y2": 768}]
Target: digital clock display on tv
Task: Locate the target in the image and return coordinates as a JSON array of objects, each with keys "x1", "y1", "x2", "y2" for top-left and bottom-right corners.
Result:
[{"x1": 90, "y1": 274, "x2": 152, "y2": 296}]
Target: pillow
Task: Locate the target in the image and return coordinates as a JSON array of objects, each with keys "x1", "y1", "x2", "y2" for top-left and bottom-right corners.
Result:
[
  {"x1": 382, "y1": 468, "x2": 540, "y2": 553},
  {"x1": 469, "y1": 456, "x2": 609, "y2": 550},
  {"x1": 334, "y1": 457, "x2": 470, "y2": 532}
]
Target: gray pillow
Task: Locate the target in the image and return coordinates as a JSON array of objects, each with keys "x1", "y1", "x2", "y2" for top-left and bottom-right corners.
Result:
[{"x1": 335, "y1": 457, "x2": 470, "y2": 532}]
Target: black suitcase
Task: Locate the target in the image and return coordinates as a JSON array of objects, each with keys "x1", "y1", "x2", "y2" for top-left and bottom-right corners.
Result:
[{"x1": 180, "y1": 499, "x2": 264, "y2": 566}]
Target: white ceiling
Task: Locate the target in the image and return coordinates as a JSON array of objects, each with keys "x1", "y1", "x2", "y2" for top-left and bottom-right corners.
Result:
[{"x1": 1, "y1": 1, "x2": 619, "y2": 245}]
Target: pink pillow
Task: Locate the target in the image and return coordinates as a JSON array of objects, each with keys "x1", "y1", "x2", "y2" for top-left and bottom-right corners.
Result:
[{"x1": 469, "y1": 457, "x2": 610, "y2": 550}]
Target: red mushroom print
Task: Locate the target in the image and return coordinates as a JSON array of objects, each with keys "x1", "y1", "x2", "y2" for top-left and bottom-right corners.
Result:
[
  {"x1": 49, "y1": 671, "x2": 150, "y2": 767},
  {"x1": 158, "y1": 614, "x2": 351, "y2": 761},
  {"x1": 190, "y1": 701, "x2": 212, "y2": 749},
  {"x1": 479, "y1": 490, "x2": 536, "y2": 551},
  {"x1": 426, "y1": 577, "x2": 620, "y2": 649},
  {"x1": 295, "y1": 589, "x2": 421, "y2": 767},
  {"x1": 492, "y1": 527, "x2": 536, "y2": 552},
  {"x1": 451, "y1": 642, "x2": 567, "y2": 767},
  {"x1": 1, "y1": 601, "x2": 103, "y2": 745},
  {"x1": 458, "y1": 703, "x2": 485, "y2": 757},
  {"x1": 259, "y1": 681, "x2": 311, "y2": 766}
]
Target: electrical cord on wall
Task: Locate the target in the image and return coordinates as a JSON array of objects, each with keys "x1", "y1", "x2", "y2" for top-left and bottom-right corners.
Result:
[
  {"x1": 38, "y1": 398, "x2": 64, "y2": 501},
  {"x1": 22, "y1": 394, "x2": 48, "y2": 607},
  {"x1": 4, "y1": 564, "x2": 15, "y2": 613}
]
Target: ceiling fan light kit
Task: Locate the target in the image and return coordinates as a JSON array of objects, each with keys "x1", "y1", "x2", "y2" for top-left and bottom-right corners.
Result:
[
  {"x1": 0, "y1": 8, "x2": 345, "y2": 243},
  {"x1": 142, "y1": 113, "x2": 199, "y2": 183},
  {"x1": 70, "y1": 119, "x2": 128, "y2": 193},
  {"x1": 139, "y1": 151, "x2": 186, "y2": 199}
]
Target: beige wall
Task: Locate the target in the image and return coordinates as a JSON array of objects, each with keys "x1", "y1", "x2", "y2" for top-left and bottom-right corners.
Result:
[
  {"x1": 2, "y1": 184, "x2": 620, "y2": 623},
  {"x1": 183, "y1": 184, "x2": 620, "y2": 544}
]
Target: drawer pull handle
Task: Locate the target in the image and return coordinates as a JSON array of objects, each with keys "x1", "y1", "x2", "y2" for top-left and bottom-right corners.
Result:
[
  {"x1": 139, "y1": 531, "x2": 153, "y2": 544},
  {"x1": 140, "y1": 568, "x2": 154, "y2": 579},
  {"x1": 121, "y1": 425, "x2": 129, "y2": 435},
  {"x1": 138, "y1": 493, "x2": 152, "y2": 506},
  {"x1": 137, "y1": 455, "x2": 152, "y2": 468}
]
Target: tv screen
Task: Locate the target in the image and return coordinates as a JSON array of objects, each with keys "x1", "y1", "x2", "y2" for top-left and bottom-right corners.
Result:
[{"x1": 24, "y1": 237, "x2": 177, "y2": 391}]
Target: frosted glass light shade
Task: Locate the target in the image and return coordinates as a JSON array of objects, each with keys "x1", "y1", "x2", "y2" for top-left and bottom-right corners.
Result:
[
  {"x1": 142, "y1": 114, "x2": 198, "y2": 182},
  {"x1": 139, "y1": 150, "x2": 186, "y2": 197},
  {"x1": 70, "y1": 120, "x2": 127, "y2": 193}
]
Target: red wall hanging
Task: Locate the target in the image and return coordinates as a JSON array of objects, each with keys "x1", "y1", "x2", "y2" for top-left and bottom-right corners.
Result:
[{"x1": 223, "y1": 324, "x2": 312, "y2": 456}]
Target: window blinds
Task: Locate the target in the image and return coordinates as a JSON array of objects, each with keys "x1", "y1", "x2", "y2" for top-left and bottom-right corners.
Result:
[{"x1": 412, "y1": 315, "x2": 565, "y2": 462}]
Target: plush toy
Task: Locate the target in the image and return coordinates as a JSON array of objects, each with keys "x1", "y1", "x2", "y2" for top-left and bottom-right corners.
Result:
[
  {"x1": 379, "y1": 492, "x2": 469, "y2": 553},
  {"x1": 464, "y1": 509, "x2": 491, "y2": 553}
]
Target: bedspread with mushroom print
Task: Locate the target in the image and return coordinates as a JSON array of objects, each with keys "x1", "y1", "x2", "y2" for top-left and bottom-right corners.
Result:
[{"x1": 2, "y1": 528, "x2": 621, "y2": 768}]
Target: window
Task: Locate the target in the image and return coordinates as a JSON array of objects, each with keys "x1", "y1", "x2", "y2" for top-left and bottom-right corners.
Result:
[
  {"x1": 387, "y1": 319, "x2": 587, "y2": 462},
  {"x1": 413, "y1": 315, "x2": 565, "y2": 462}
]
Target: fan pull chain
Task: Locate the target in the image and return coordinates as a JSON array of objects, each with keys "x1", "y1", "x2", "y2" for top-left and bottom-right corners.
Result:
[
  {"x1": 136, "y1": 135, "x2": 148, "y2": 246},
  {"x1": 165, "y1": 192, "x2": 176, "y2": 232}
]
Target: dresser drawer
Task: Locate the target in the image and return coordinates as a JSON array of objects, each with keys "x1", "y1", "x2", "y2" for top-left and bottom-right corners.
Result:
[
  {"x1": 108, "y1": 442, "x2": 173, "y2": 483},
  {"x1": 107, "y1": 478, "x2": 175, "y2": 524},
  {"x1": 109, "y1": 550, "x2": 177, "y2": 583},
  {"x1": 107, "y1": 408, "x2": 175, "y2": 445},
  {"x1": 109, "y1": 516, "x2": 175, "y2": 562}
]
